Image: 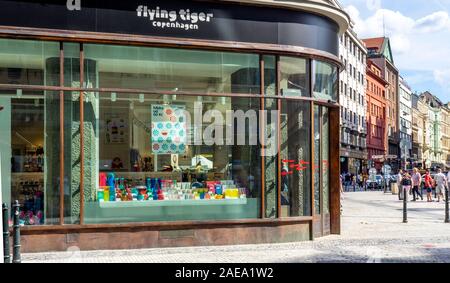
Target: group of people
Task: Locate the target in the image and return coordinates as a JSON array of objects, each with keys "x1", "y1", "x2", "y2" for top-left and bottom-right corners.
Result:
[
  {"x1": 340, "y1": 172, "x2": 367, "y2": 192},
  {"x1": 397, "y1": 168, "x2": 449, "y2": 202}
]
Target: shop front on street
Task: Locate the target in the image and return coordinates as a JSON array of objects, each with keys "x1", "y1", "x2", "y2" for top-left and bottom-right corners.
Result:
[{"x1": 0, "y1": 0, "x2": 348, "y2": 252}]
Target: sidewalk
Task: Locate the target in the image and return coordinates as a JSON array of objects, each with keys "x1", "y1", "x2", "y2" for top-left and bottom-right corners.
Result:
[{"x1": 23, "y1": 192, "x2": 450, "y2": 263}]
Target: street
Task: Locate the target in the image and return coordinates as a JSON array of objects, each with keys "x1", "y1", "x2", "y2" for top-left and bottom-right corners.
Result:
[{"x1": 23, "y1": 191, "x2": 450, "y2": 263}]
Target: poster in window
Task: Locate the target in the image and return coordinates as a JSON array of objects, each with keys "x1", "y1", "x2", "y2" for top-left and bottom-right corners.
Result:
[
  {"x1": 151, "y1": 104, "x2": 187, "y2": 154},
  {"x1": 105, "y1": 115, "x2": 127, "y2": 144}
]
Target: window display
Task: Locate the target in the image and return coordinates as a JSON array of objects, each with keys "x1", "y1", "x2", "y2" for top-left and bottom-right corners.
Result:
[{"x1": 83, "y1": 93, "x2": 261, "y2": 223}]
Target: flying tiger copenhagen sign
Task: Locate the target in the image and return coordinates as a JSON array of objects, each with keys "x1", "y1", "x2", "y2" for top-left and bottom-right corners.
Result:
[
  {"x1": 136, "y1": 5, "x2": 214, "y2": 31},
  {"x1": 67, "y1": 1, "x2": 215, "y2": 31}
]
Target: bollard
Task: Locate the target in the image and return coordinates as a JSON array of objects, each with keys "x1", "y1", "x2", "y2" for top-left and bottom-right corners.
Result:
[
  {"x1": 445, "y1": 187, "x2": 449, "y2": 223},
  {"x1": 403, "y1": 187, "x2": 408, "y2": 223},
  {"x1": 2, "y1": 203, "x2": 11, "y2": 263},
  {"x1": 12, "y1": 201, "x2": 21, "y2": 264}
]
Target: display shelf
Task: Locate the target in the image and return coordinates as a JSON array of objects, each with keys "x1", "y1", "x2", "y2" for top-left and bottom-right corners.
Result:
[{"x1": 98, "y1": 198, "x2": 247, "y2": 208}]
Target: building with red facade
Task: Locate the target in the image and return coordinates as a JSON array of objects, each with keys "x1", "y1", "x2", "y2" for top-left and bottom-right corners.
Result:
[
  {"x1": 363, "y1": 37, "x2": 400, "y2": 171},
  {"x1": 366, "y1": 59, "x2": 389, "y2": 170}
]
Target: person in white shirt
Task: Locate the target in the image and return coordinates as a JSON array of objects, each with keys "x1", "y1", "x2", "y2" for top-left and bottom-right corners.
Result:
[{"x1": 434, "y1": 169, "x2": 448, "y2": 202}]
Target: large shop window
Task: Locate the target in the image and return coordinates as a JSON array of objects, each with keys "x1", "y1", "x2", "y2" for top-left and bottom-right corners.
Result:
[
  {"x1": 82, "y1": 92, "x2": 262, "y2": 223},
  {"x1": 0, "y1": 38, "x2": 339, "y2": 225},
  {"x1": 280, "y1": 101, "x2": 311, "y2": 217}
]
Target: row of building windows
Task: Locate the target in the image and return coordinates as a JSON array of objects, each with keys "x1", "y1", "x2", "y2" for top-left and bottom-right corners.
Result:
[
  {"x1": 368, "y1": 103, "x2": 385, "y2": 120},
  {"x1": 341, "y1": 131, "x2": 367, "y2": 148},
  {"x1": 371, "y1": 125, "x2": 384, "y2": 139},
  {"x1": 400, "y1": 117, "x2": 412, "y2": 130},
  {"x1": 400, "y1": 132, "x2": 412, "y2": 142},
  {"x1": 340, "y1": 56, "x2": 365, "y2": 86},
  {"x1": 341, "y1": 107, "x2": 366, "y2": 128},
  {"x1": 400, "y1": 102, "x2": 412, "y2": 116},
  {"x1": 366, "y1": 79, "x2": 385, "y2": 98},
  {"x1": 340, "y1": 81, "x2": 365, "y2": 106},
  {"x1": 340, "y1": 34, "x2": 366, "y2": 65}
]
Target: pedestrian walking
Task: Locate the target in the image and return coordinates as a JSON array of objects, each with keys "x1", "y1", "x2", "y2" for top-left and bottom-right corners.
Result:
[
  {"x1": 411, "y1": 167, "x2": 423, "y2": 201},
  {"x1": 363, "y1": 173, "x2": 368, "y2": 191},
  {"x1": 401, "y1": 173, "x2": 412, "y2": 202},
  {"x1": 397, "y1": 170, "x2": 404, "y2": 200},
  {"x1": 424, "y1": 170, "x2": 434, "y2": 202},
  {"x1": 434, "y1": 169, "x2": 448, "y2": 203},
  {"x1": 344, "y1": 172, "x2": 351, "y2": 192}
]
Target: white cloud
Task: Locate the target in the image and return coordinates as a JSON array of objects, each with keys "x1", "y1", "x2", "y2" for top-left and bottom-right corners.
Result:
[
  {"x1": 345, "y1": 6, "x2": 450, "y2": 55},
  {"x1": 345, "y1": 5, "x2": 450, "y2": 98},
  {"x1": 433, "y1": 69, "x2": 450, "y2": 91},
  {"x1": 414, "y1": 11, "x2": 450, "y2": 33},
  {"x1": 365, "y1": 0, "x2": 381, "y2": 11}
]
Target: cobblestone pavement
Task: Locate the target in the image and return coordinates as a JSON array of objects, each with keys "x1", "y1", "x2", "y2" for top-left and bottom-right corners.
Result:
[{"x1": 23, "y1": 192, "x2": 450, "y2": 263}]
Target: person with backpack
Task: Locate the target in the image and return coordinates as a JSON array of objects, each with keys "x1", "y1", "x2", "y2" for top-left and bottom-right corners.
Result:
[{"x1": 401, "y1": 173, "x2": 412, "y2": 202}]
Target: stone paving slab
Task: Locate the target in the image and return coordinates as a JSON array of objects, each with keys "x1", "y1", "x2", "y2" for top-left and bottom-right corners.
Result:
[{"x1": 22, "y1": 192, "x2": 450, "y2": 263}]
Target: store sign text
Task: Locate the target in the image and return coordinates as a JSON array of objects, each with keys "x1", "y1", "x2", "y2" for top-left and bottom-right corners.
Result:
[
  {"x1": 137, "y1": 5, "x2": 214, "y2": 31},
  {"x1": 66, "y1": 0, "x2": 81, "y2": 11}
]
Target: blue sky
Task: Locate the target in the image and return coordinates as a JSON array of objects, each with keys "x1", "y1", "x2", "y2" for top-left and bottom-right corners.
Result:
[{"x1": 339, "y1": 0, "x2": 450, "y2": 103}]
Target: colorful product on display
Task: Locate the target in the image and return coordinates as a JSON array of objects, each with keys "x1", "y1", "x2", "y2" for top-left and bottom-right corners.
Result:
[
  {"x1": 16, "y1": 180, "x2": 45, "y2": 225},
  {"x1": 97, "y1": 173, "x2": 247, "y2": 204}
]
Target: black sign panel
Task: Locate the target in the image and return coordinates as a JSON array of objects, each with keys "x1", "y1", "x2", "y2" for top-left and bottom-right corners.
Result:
[{"x1": 0, "y1": 0, "x2": 339, "y2": 55}]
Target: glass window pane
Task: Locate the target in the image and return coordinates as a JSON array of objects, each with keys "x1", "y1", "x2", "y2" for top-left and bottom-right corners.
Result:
[
  {"x1": 280, "y1": 100, "x2": 311, "y2": 217},
  {"x1": 314, "y1": 106, "x2": 320, "y2": 215},
  {"x1": 322, "y1": 107, "x2": 330, "y2": 214},
  {"x1": 312, "y1": 60, "x2": 338, "y2": 101},
  {"x1": 82, "y1": 93, "x2": 262, "y2": 223},
  {"x1": 0, "y1": 39, "x2": 59, "y2": 86},
  {"x1": 280, "y1": 57, "x2": 309, "y2": 97},
  {"x1": 263, "y1": 56, "x2": 278, "y2": 218},
  {"x1": 0, "y1": 90, "x2": 60, "y2": 226},
  {"x1": 83, "y1": 44, "x2": 260, "y2": 94}
]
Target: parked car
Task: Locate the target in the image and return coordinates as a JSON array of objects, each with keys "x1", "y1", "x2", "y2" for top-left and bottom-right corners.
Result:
[{"x1": 367, "y1": 175, "x2": 384, "y2": 190}]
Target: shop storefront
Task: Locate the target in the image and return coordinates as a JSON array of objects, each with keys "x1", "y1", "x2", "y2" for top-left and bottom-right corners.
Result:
[{"x1": 0, "y1": 0, "x2": 348, "y2": 252}]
